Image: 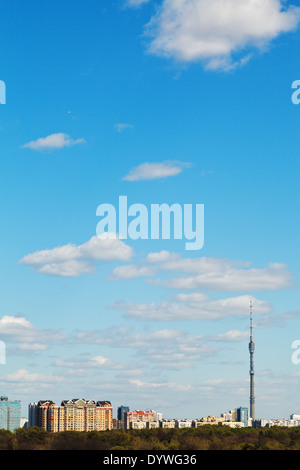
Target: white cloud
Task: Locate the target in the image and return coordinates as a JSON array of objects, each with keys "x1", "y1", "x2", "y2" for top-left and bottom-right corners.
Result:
[
  {"x1": 22, "y1": 133, "x2": 85, "y2": 151},
  {"x1": 111, "y1": 294, "x2": 271, "y2": 321},
  {"x1": 110, "y1": 251, "x2": 295, "y2": 292},
  {"x1": 20, "y1": 235, "x2": 134, "y2": 277},
  {"x1": 54, "y1": 355, "x2": 122, "y2": 370},
  {"x1": 148, "y1": 252, "x2": 251, "y2": 274},
  {"x1": 0, "y1": 315, "x2": 32, "y2": 332},
  {"x1": 18, "y1": 343, "x2": 48, "y2": 351},
  {"x1": 123, "y1": 161, "x2": 190, "y2": 181},
  {"x1": 126, "y1": 0, "x2": 151, "y2": 8},
  {"x1": 254, "y1": 309, "x2": 300, "y2": 329},
  {"x1": 75, "y1": 327, "x2": 217, "y2": 370},
  {"x1": 161, "y1": 261, "x2": 294, "y2": 291},
  {"x1": 114, "y1": 123, "x2": 134, "y2": 132},
  {"x1": 0, "y1": 315, "x2": 67, "y2": 349},
  {"x1": 146, "y1": 250, "x2": 175, "y2": 263},
  {"x1": 109, "y1": 264, "x2": 157, "y2": 280},
  {"x1": 145, "y1": 0, "x2": 300, "y2": 70},
  {"x1": 91, "y1": 355, "x2": 120, "y2": 367},
  {"x1": 129, "y1": 379, "x2": 192, "y2": 392},
  {"x1": 37, "y1": 260, "x2": 94, "y2": 277},
  {"x1": 210, "y1": 329, "x2": 249, "y2": 342},
  {"x1": 2, "y1": 368, "x2": 65, "y2": 384}
]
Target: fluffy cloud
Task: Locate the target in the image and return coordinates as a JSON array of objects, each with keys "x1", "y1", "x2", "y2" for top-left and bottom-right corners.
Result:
[
  {"x1": 145, "y1": 0, "x2": 300, "y2": 70},
  {"x1": 75, "y1": 327, "x2": 217, "y2": 370},
  {"x1": 53, "y1": 355, "x2": 123, "y2": 371},
  {"x1": 110, "y1": 294, "x2": 271, "y2": 321},
  {"x1": 37, "y1": 260, "x2": 93, "y2": 277},
  {"x1": 109, "y1": 264, "x2": 157, "y2": 280},
  {"x1": 129, "y1": 379, "x2": 192, "y2": 392},
  {"x1": 0, "y1": 315, "x2": 68, "y2": 351},
  {"x1": 22, "y1": 133, "x2": 85, "y2": 151},
  {"x1": 110, "y1": 250, "x2": 295, "y2": 292},
  {"x1": 1, "y1": 368, "x2": 65, "y2": 384},
  {"x1": 160, "y1": 262, "x2": 294, "y2": 291},
  {"x1": 123, "y1": 161, "x2": 190, "y2": 181},
  {"x1": 209, "y1": 329, "x2": 250, "y2": 342},
  {"x1": 19, "y1": 235, "x2": 134, "y2": 277},
  {"x1": 254, "y1": 309, "x2": 300, "y2": 329}
]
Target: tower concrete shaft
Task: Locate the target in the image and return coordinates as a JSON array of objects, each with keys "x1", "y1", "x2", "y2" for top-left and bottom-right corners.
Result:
[{"x1": 249, "y1": 300, "x2": 255, "y2": 420}]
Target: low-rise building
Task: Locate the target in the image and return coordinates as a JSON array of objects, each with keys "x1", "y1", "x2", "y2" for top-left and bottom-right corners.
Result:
[
  {"x1": 193, "y1": 416, "x2": 224, "y2": 427},
  {"x1": 176, "y1": 420, "x2": 192, "y2": 428},
  {"x1": 160, "y1": 419, "x2": 176, "y2": 429},
  {"x1": 265, "y1": 419, "x2": 300, "y2": 427},
  {"x1": 222, "y1": 421, "x2": 244, "y2": 428},
  {"x1": 146, "y1": 421, "x2": 160, "y2": 429},
  {"x1": 290, "y1": 414, "x2": 300, "y2": 421},
  {"x1": 130, "y1": 420, "x2": 147, "y2": 430},
  {"x1": 252, "y1": 419, "x2": 269, "y2": 428}
]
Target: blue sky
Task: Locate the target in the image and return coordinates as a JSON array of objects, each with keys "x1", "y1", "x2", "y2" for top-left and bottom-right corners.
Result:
[{"x1": 0, "y1": 0, "x2": 300, "y2": 421}]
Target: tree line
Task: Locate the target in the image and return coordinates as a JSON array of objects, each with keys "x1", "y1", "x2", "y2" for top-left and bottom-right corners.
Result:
[{"x1": 1, "y1": 425, "x2": 300, "y2": 450}]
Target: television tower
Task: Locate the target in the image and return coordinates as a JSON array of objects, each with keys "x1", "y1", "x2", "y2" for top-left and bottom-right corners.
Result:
[{"x1": 249, "y1": 299, "x2": 255, "y2": 420}]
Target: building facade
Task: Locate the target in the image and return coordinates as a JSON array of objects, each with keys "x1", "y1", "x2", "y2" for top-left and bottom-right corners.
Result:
[
  {"x1": 220, "y1": 408, "x2": 248, "y2": 426},
  {"x1": 159, "y1": 420, "x2": 175, "y2": 428},
  {"x1": 130, "y1": 421, "x2": 147, "y2": 430},
  {"x1": 113, "y1": 419, "x2": 124, "y2": 430},
  {"x1": 28, "y1": 402, "x2": 39, "y2": 427},
  {"x1": 151, "y1": 411, "x2": 163, "y2": 421},
  {"x1": 31, "y1": 399, "x2": 113, "y2": 433},
  {"x1": 0, "y1": 396, "x2": 21, "y2": 432},
  {"x1": 117, "y1": 406, "x2": 130, "y2": 421},
  {"x1": 193, "y1": 416, "x2": 224, "y2": 427},
  {"x1": 236, "y1": 407, "x2": 249, "y2": 427},
  {"x1": 222, "y1": 421, "x2": 245, "y2": 428},
  {"x1": 253, "y1": 418, "x2": 300, "y2": 428},
  {"x1": 147, "y1": 421, "x2": 160, "y2": 429},
  {"x1": 124, "y1": 410, "x2": 154, "y2": 430},
  {"x1": 176, "y1": 420, "x2": 192, "y2": 428}
]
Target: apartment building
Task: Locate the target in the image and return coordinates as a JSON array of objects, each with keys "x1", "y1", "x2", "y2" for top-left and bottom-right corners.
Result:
[
  {"x1": 160, "y1": 419, "x2": 176, "y2": 429},
  {"x1": 175, "y1": 420, "x2": 192, "y2": 428},
  {"x1": 222, "y1": 421, "x2": 245, "y2": 428},
  {"x1": 31, "y1": 399, "x2": 112, "y2": 433},
  {"x1": 124, "y1": 410, "x2": 154, "y2": 430},
  {"x1": 147, "y1": 421, "x2": 160, "y2": 429}
]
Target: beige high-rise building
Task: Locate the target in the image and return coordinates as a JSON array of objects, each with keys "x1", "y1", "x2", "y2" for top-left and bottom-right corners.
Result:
[{"x1": 36, "y1": 399, "x2": 112, "y2": 433}]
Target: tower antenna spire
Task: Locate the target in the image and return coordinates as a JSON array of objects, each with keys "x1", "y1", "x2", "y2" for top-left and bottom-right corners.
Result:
[{"x1": 249, "y1": 299, "x2": 255, "y2": 421}]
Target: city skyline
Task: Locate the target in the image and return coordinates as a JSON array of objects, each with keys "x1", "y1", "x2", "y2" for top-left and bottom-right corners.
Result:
[
  {"x1": 0, "y1": 0, "x2": 300, "y2": 421},
  {"x1": 3, "y1": 393, "x2": 300, "y2": 433}
]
